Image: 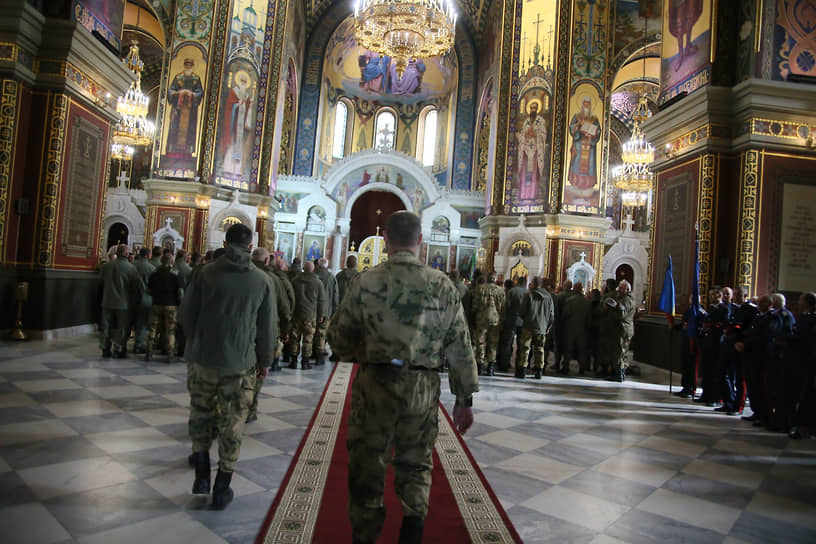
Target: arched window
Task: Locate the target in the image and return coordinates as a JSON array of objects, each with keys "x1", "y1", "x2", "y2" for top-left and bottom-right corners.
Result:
[
  {"x1": 374, "y1": 109, "x2": 396, "y2": 151},
  {"x1": 419, "y1": 108, "x2": 437, "y2": 166},
  {"x1": 331, "y1": 100, "x2": 349, "y2": 159}
]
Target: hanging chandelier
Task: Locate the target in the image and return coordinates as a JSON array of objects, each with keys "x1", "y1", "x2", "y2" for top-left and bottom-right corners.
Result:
[
  {"x1": 353, "y1": 0, "x2": 457, "y2": 77},
  {"x1": 110, "y1": 143, "x2": 135, "y2": 161},
  {"x1": 611, "y1": 94, "x2": 654, "y2": 207},
  {"x1": 113, "y1": 43, "x2": 155, "y2": 148}
]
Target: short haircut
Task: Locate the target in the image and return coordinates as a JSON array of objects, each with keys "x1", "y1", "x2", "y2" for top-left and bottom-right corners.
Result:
[
  {"x1": 139, "y1": 247, "x2": 150, "y2": 258},
  {"x1": 605, "y1": 278, "x2": 617, "y2": 292},
  {"x1": 488, "y1": 271, "x2": 498, "y2": 282},
  {"x1": 160, "y1": 254, "x2": 172, "y2": 266},
  {"x1": 385, "y1": 211, "x2": 421, "y2": 247},
  {"x1": 619, "y1": 279, "x2": 632, "y2": 292},
  {"x1": 476, "y1": 275, "x2": 486, "y2": 285},
  {"x1": 303, "y1": 261, "x2": 315, "y2": 273},
  {"x1": 162, "y1": 248, "x2": 172, "y2": 257},
  {"x1": 151, "y1": 246, "x2": 162, "y2": 258},
  {"x1": 116, "y1": 244, "x2": 128, "y2": 257},
  {"x1": 346, "y1": 255, "x2": 357, "y2": 268},
  {"x1": 175, "y1": 249, "x2": 187, "y2": 260},
  {"x1": 504, "y1": 279, "x2": 514, "y2": 289},
  {"x1": 318, "y1": 257, "x2": 328, "y2": 268},
  {"x1": 802, "y1": 292, "x2": 816, "y2": 311},
  {"x1": 252, "y1": 247, "x2": 270, "y2": 262},
  {"x1": 204, "y1": 250, "x2": 215, "y2": 262},
  {"x1": 530, "y1": 276, "x2": 542, "y2": 288},
  {"x1": 225, "y1": 223, "x2": 252, "y2": 246},
  {"x1": 515, "y1": 275, "x2": 525, "y2": 285},
  {"x1": 771, "y1": 293, "x2": 786, "y2": 307},
  {"x1": 190, "y1": 252, "x2": 202, "y2": 265}
]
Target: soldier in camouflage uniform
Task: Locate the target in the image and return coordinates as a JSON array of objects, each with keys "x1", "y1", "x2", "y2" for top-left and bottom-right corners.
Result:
[
  {"x1": 145, "y1": 253, "x2": 182, "y2": 362},
  {"x1": 327, "y1": 211, "x2": 478, "y2": 544},
  {"x1": 471, "y1": 272, "x2": 505, "y2": 376},
  {"x1": 272, "y1": 256, "x2": 295, "y2": 370},
  {"x1": 246, "y1": 248, "x2": 292, "y2": 423},
  {"x1": 335, "y1": 255, "x2": 359, "y2": 306},
  {"x1": 178, "y1": 224, "x2": 278, "y2": 509},
  {"x1": 560, "y1": 282, "x2": 593, "y2": 375},
  {"x1": 99, "y1": 244, "x2": 141, "y2": 358},
  {"x1": 312, "y1": 258, "x2": 339, "y2": 365},
  {"x1": 517, "y1": 276, "x2": 555, "y2": 379},
  {"x1": 287, "y1": 260, "x2": 327, "y2": 369},
  {"x1": 614, "y1": 279, "x2": 637, "y2": 382},
  {"x1": 132, "y1": 247, "x2": 156, "y2": 354}
]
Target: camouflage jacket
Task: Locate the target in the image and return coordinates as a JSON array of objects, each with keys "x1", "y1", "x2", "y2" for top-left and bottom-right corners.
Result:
[
  {"x1": 327, "y1": 251, "x2": 478, "y2": 404},
  {"x1": 472, "y1": 282, "x2": 506, "y2": 327}
]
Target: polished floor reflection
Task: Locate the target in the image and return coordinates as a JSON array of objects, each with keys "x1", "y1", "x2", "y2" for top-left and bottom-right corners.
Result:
[{"x1": 0, "y1": 336, "x2": 815, "y2": 543}]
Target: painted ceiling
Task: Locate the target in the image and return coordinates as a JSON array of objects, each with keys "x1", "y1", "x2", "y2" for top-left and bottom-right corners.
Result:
[{"x1": 305, "y1": 0, "x2": 494, "y2": 41}]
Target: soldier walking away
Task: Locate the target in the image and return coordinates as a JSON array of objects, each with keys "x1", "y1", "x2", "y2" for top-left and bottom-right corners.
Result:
[
  {"x1": 328, "y1": 211, "x2": 478, "y2": 544},
  {"x1": 145, "y1": 253, "x2": 182, "y2": 362},
  {"x1": 178, "y1": 224, "x2": 278, "y2": 509},
  {"x1": 471, "y1": 271, "x2": 505, "y2": 376},
  {"x1": 517, "y1": 276, "x2": 555, "y2": 379},
  {"x1": 287, "y1": 261, "x2": 327, "y2": 369},
  {"x1": 99, "y1": 244, "x2": 141, "y2": 358},
  {"x1": 313, "y1": 258, "x2": 339, "y2": 365}
]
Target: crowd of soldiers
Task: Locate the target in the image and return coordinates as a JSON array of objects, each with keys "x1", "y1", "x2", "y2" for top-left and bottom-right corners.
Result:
[
  {"x1": 676, "y1": 286, "x2": 816, "y2": 439},
  {"x1": 456, "y1": 270, "x2": 637, "y2": 383}
]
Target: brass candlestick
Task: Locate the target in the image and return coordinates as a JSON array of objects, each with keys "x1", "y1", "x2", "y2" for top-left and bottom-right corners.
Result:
[{"x1": 8, "y1": 281, "x2": 28, "y2": 340}]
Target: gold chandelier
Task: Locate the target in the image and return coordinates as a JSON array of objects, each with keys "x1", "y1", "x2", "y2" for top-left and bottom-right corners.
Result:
[
  {"x1": 113, "y1": 43, "x2": 155, "y2": 148},
  {"x1": 354, "y1": 0, "x2": 457, "y2": 76},
  {"x1": 611, "y1": 94, "x2": 654, "y2": 207},
  {"x1": 110, "y1": 143, "x2": 135, "y2": 161}
]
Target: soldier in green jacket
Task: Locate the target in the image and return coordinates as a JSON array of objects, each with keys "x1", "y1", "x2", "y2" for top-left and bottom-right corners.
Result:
[
  {"x1": 327, "y1": 211, "x2": 477, "y2": 544},
  {"x1": 272, "y1": 256, "x2": 296, "y2": 370},
  {"x1": 517, "y1": 276, "x2": 555, "y2": 379},
  {"x1": 471, "y1": 272, "x2": 506, "y2": 376},
  {"x1": 132, "y1": 247, "x2": 156, "y2": 354},
  {"x1": 178, "y1": 224, "x2": 278, "y2": 510},
  {"x1": 335, "y1": 255, "x2": 359, "y2": 306},
  {"x1": 560, "y1": 282, "x2": 593, "y2": 375},
  {"x1": 99, "y1": 244, "x2": 142, "y2": 358},
  {"x1": 287, "y1": 260, "x2": 327, "y2": 369},
  {"x1": 312, "y1": 258, "x2": 339, "y2": 365}
]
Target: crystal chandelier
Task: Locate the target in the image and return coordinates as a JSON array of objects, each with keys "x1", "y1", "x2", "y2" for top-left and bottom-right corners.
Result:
[
  {"x1": 611, "y1": 96, "x2": 654, "y2": 207},
  {"x1": 113, "y1": 43, "x2": 155, "y2": 148},
  {"x1": 110, "y1": 143, "x2": 135, "y2": 161},
  {"x1": 354, "y1": 0, "x2": 457, "y2": 76}
]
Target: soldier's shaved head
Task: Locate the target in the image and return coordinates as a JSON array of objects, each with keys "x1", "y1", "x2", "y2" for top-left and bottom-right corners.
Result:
[
  {"x1": 252, "y1": 247, "x2": 270, "y2": 263},
  {"x1": 303, "y1": 261, "x2": 315, "y2": 273},
  {"x1": 385, "y1": 211, "x2": 421, "y2": 248}
]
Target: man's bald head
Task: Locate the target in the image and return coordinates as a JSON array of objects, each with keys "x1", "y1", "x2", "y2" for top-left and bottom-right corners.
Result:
[
  {"x1": 303, "y1": 261, "x2": 315, "y2": 273},
  {"x1": 252, "y1": 247, "x2": 270, "y2": 264}
]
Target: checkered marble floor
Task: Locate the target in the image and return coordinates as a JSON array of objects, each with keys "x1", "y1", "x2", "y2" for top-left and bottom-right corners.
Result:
[{"x1": 1, "y1": 336, "x2": 815, "y2": 544}]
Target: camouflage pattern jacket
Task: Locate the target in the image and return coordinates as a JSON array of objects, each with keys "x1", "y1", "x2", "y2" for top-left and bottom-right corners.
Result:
[
  {"x1": 472, "y1": 282, "x2": 506, "y2": 328},
  {"x1": 327, "y1": 251, "x2": 478, "y2": 404}
]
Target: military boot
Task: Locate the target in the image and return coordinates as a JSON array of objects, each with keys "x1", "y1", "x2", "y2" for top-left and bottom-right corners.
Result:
[
  {"x1": 143, "y1": 349, "x2": 151, "y2": 362},
  {"x1": 287, "y1": 355, "x2": 298, "y2": 369},
  {"x1": 191, "y1": 451, "x2": 211, "y2": 495},
  {"x1": 301, "y1": 357, "x2": 313, "y2": 370},
  {"x1": 514, "y1": 366, "x2": 526, "y2": 379},
  {"x1": 398, "y1": 516, "x2": 424, "y2": 544},
  {"x1": 270, "y1": 357, "x2": 281, "y2": 372},
  {"x1": 477, "y1": 363, "x2": 484, "y2": 376},
  {"x1": 534, "y1": 367, "x2": 543, "y2": 379},
  {"x1": 486, "y1": 362, "x2": 495, "y2": 376},
  {"x1": 211, "y1": 469, "x2": 234, "y2": 509}
]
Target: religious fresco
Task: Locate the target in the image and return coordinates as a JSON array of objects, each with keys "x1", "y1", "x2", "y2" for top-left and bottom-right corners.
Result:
[
  {"x1": 430, "y1": 216, "x2": 450, "y2": 242},
  {"x1": 456, "y1": 207, "x2": 483, "y2": 229},
  {"x1": 71, "y1": 0, "x2": 124, "y2": 50},
  {"x1": 275, "y1": 231, "x2": 295, "y2": 264},
  {"x1": 571, "y1": 0, "x2": 610, "y2": 84},
  {"x1": 212, "y1": 0, "x2": 267, "y2": 191},
  {"x1": 457, "y1": 246, "x2": 476, "y2": 279},
  {"x1": 773, "y1": 0, "x2": 816, "y2": 80},
  {"x1": 562, "y1": 84, "x2": 603, "y2": 213},
  {"x1": 323, "y1": 18, "x2": 458, "y2": 106},
  {"x1": 659, "y1": 0, "x2": 712, "y2": 106},
  {"x1": 174, "y1": 0, "x2": 215, "y2": 46},
  {"x1": 331, "y1": 165, "x2": 428, "y2": 215},
  {"x1": 278, "y1": 60, "x2": 297, "y2": 176},
  {"x1": 275, "y1": 191, "x2": 310, "y2": 214},
  {"x1": 475, "y1": 81, "x2": 493, "y2": 195},
  {"x1": 158, "y1": 45, "x2": 207, "y2": 178},
  {"x1": 505, "y1": 0, "x2": 558, "y2": 214},
  {"x1": 428, "y1": 244, "x2": 448, "y2": 271},
  {"x1": 303, "y1": 234, "x2": 326, "y2": 262},
  {"x1": 613, "y1": 0, "x2": 662, "y2": 55}
]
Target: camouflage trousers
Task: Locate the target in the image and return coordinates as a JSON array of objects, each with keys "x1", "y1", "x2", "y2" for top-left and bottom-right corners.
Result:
[
  {"x1": 248, "y1": 371, "x2": 264, "y2": 418},
  {"x1": 146, "y1": 305, "x2": 177, "y2": 355},
  {"x1": 287, "y1": 318, "x2": 316, "y2": 359},
  {"x1": 518, "y1": 328, "x2": 546, "y2": 370},
  {"x1": 99, "y1": 308, "x2": 131, "y2": 352},
  {"x1": 473, "y1": 322, "x2": 501, "y2": 366},
  {"x1": 133, "y1": 304, "x2": 151, "y2": 350},
  {"x1": 312, "y1": 318, "x2": 330, "y2": 357},
  {"x1": 347, "y1": 364, "x2": 441, "y2": 543},
  {"x1": 187, "y1": 362, "x2": 255, "y2": 472}
]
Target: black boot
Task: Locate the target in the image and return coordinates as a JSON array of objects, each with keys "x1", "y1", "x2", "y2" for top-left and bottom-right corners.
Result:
[
  {"x1": 486, "y1": 363, "x2": 495, "y2": 376},
  {"x1": 534, "y1": 367, "x2": 542, "y2": 379},
  {"x1": 287, "y1": 355, "x2": 298, "y2": 370},
  {"x1": 477, "y1": 363, "x2": 484, "y2": 376},
  {"x1": 514, "y1": 366, "x2": 526, "y2": 379},
  {"x1": 315, "y1": 353, "x2": 327, "y2": 366},
  {"x1": 270, "y1": 357, "x2": 280, "y2": 372},
  {"x1": 301, "y1": 358, "x2": 312, "y2": 370},
  {"x1": 211, "y1": 469, "x2": 234, "y2": 509},
  {"x1": 192, "y1": 451, "x2": 211, "y2": 495},
  {"x1": 398, "y1": 516, "x2": 424, "y2": 544}
]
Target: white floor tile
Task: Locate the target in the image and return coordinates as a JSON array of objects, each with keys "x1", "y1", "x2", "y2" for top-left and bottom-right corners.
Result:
[
  {"x1": 77, "y1": 512, "x2": 228, "y2": 544},
  {"x1": 681, "y1": 459, "x2": 764, "y2": 490},
  {"x1": 259, "y1": 384, "x2": 314, "y2": 397},
  {"x1": 637, "y1": 488, "x2": 741, "y2": 534},
  {"x1": 476, "y1": 429, "x2": 549, "y2": 452},
  {"x1": 57, "y1": 368, "x2": 115, "y2": 379},
  {"x1": 589, "y1": 535, "x2": 631, "y2": 544},
  {"x1": 495, "y1": 453, "x2": 583, "y2": 484},
  {"x1": 162, "y1": 393, "x2": 191, "y2": 406},
  {"x1": 712, "y1": 438, "x2": 781, "y2": 459},
  {"x1": 559, "y1": 433, "x2": 627, "y2": 457},
  {"x1": 44, "y1": 399, "x2": 120, "y2": 418},
  {"x1": 85, "y1": 427, "x2": 181, "y2": 454},
  {"x1": 0, "y1": 502, "x2": 71, "y2": 544},
  {"x1": 257, "y1": 396, "x2": 306, "y2": 413},
  {"x1": 594, "y1": 457, "x2": 677, "y2": 488},
  {"x1": 18, "y1": 456, "x2": 136, "y2": 499},
  {"x1": 522, "y1": 486, "x2": 630, "y2": 532},
  {"x1": 123, "y1": 374, "x2": 180, "y2": 385},
  {"x1": 86, "y1": 385, "x2": 155, "y2": 399},
  {"x1": 132, "y1": 406, "x2": 190, "y2": 426},
  {"x1": 13, "y1": 379, "x2": 80, "y2": 393},
  {"x1": 243, "y1": 415, "x2": 295, "y2": 435},
  {"x1": 233, "y1": 436, "x2": 282, "y2": 460},
  {"x1": 746, "y1": 492, "x2": 816, "y2": 530},
  {"x1": 534, "y1": 414, "x2": 596, "y2": 432},
  {"x1": 0, "y1": 419, "x2": 78, "y2": 446},
  {"x1": 473, "y1": 412, "x2": 525, "y2": 429},
  {"x1": 637, "y1": 435, "x2": 707, "y2": 458}
]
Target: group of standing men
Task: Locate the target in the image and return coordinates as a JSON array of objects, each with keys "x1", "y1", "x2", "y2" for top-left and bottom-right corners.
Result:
[
  {"x1": 677, "y1": 286, "x2": 816, "y2": 438},
  {"x1": 456, "y1": 271, "x2": 636, "y2": 382}
]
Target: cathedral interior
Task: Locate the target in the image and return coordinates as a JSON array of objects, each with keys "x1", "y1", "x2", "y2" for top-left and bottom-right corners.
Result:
[{"x1": 1, "y1": 0, "x2": 816, "y2": 542}]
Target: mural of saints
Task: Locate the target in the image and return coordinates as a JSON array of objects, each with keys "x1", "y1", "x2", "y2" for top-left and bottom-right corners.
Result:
[
  {"x1": 566, "y1": 94, "x2": 601, "y2": 205},
  {"x1": 220, "y1": 69, "x2": 256, "y2": 177},
  {"x1": 166, "y1": 57, "x2": 204, "y2": 160},
  {"x1": 516, "y1": 99, "x2": 547, "y2": 200},
  {"x1": 668, "y1": 0, "x2": 703, "y2": 73}
]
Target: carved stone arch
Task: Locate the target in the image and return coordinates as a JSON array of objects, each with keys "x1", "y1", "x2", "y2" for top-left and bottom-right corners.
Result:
[
  {"x1": 210, "y1": 207, "x2": 253, "y2": 231},
  {"x1": 497, "y1": 232, "x2": 544, "y2": 258},
  {"x1": 603, "y1": 237, "x2": 648, "y2": 304}
]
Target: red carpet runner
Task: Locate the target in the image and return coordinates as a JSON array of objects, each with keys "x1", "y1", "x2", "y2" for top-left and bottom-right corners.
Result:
[{"x1": 255, "y1": 363, "x2": 522, "y2": 543}]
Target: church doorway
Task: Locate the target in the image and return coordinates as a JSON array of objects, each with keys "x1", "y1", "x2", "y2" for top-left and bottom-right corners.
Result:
[
  {"x1": 349, "y1": 190, "x2": 405, "y2": 249},
  {"x1": 616, "y1": 263, "x2": 634, "y2": 287},
  {"x1": 107, "y1": 223, "x2": 129, "y2": 250}
]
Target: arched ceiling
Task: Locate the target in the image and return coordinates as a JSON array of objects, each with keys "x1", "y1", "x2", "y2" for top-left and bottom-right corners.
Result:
[{"x1": 306, "y1": 0, "x2": 491, "y2": 42}]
